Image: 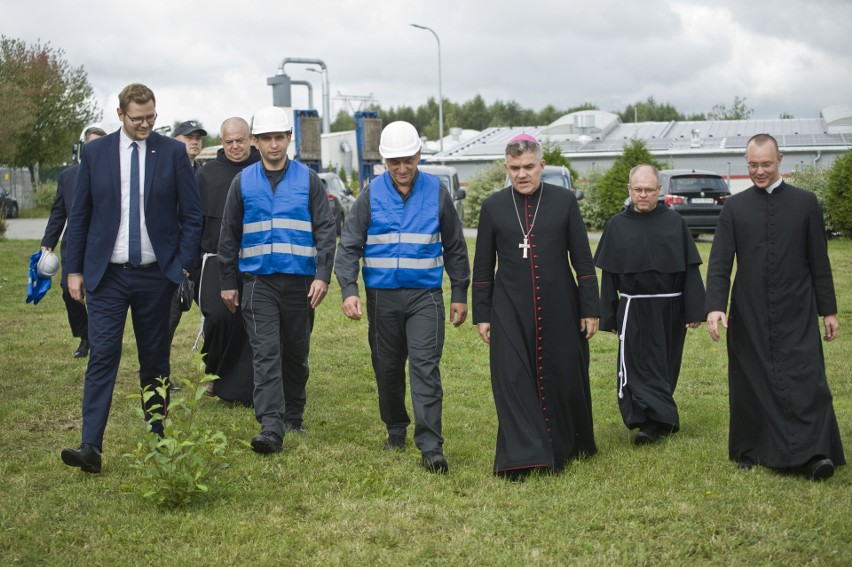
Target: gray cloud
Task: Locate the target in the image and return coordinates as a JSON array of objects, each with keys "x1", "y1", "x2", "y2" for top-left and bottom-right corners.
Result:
[{"x1": 1, "y1": 0, "x2": 850, "y2": 133}]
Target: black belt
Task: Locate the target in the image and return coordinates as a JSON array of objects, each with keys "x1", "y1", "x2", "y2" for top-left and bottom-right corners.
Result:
[{"x1": 110, "y1": 262, "x2": 157, "y2": 270}]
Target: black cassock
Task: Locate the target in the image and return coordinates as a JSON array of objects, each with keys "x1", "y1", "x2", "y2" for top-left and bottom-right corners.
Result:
[
  {"x1": 194, "y1": 149, "x2": 260, "y2": 405},
  {"x1": 594, "y1": 205, "x2": 705, "y2": 432},
  {"x1": 706, "y1": 182, "x2": 845, "y2": 468},
  {"x1": 473, "y1": 184, "x2": 599, "y2": 475}
]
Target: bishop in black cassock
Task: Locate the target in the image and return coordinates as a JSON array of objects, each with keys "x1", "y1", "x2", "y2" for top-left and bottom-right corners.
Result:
[
  {"x1": 594, "y1": 165, "x2": 705, "y2": 445},
  {"x1": 473, "y1": 134, "x2": 599, "y2": 478}
]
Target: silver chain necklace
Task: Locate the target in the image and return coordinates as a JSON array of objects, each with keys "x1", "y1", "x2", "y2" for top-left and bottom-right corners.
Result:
[{"x1": 511, "y1": 184, "x2": 543, "y2": 258}]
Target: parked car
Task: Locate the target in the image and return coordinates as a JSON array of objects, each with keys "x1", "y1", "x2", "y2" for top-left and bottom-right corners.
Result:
[
  {"x1": 418, "y1": 165, "x2": 466, "y2": 224},
  {"x1": 622, "y1": 169, "x2": 730, "y2": 236},
  {"x1": 0, "y1": 186, "x2": 18, "y2": 218},
  {"x1": 318, "y1": 172, "x2": 355, "y2": 236},
  {"x1": 502, "y1": 165, "x2": 584, "y2": 200}
]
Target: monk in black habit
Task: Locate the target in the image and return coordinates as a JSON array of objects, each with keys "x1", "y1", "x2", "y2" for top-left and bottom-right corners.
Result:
[
  {"x1": 706, "y1": 134, "x2": 845, "y2": 481},
  {"x1": 473, "y1": 134, "x2": 600, "y2": 478},
  {"x1": 595, "y1": 165, "x2": 705, "y2": 446}
]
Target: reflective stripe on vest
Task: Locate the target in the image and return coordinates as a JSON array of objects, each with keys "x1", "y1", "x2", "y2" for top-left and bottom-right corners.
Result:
[
  {"x1": 238, "y1": 161, "x2": 317, "y2": 275},
  {"x1": 362, "y1": 172, "x2": 443, "y2": 289}
]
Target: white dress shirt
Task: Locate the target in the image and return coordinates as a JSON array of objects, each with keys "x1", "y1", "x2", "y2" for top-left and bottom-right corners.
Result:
[{"x1": 112, "y1": 128, "x2": 156, "y2": 265}]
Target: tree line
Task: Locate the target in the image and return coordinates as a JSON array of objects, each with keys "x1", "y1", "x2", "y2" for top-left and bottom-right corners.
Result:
[
  {"x1": 331, "y1": 95, "x2": 764, "y2": 140},
  {"x1": 0, "y1": 34, "x2": 790, "y2": 190}
]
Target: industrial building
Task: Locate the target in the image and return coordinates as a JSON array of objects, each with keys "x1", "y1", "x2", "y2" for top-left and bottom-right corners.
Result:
[{"x1": 426, "y1": 104, "x2": 852, "y2": 192}]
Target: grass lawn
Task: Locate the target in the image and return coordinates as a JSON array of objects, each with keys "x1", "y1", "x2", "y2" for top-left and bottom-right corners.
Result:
[{"x1": 0, "y1": 236, "x2": 849, "y2": 566}]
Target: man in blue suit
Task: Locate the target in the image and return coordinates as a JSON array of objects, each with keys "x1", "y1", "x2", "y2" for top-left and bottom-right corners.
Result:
[
  {"x1": 41, "y1": 126, "x2": 106, "y2": 359},
  {"x1": 60, "y1": 83, "x2": 203, "y2": 473}
]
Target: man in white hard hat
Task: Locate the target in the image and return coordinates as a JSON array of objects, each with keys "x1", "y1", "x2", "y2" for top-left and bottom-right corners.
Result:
[
  {"x1": 335, "y1": 121, "x2": 470, "y2": 474},
  {"x1": 41, "y1": 126, "x2": 106, "y2": 358},
  {"x1": 218, "y1": 106, "x2": 336, "y2": 454}
]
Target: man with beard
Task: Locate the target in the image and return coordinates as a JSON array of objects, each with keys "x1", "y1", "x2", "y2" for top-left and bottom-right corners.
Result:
[
  {"x1": 706, "y1": 133, "x2": 845, "y2": 480},
  {"x1": 194, "y1": 117, "x2": 260, "y2": 404},
  {"x1": 594, "y1": 164, "x2": 705, "y2": 446},
  {"x1": 472, "y1": 133, "x2": 599, "y2": 479}
]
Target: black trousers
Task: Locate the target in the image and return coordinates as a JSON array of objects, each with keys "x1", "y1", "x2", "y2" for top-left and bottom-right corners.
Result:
[
  {"x1": 60, "y1": 259, "x2": 88, "y2": 340},
  {"x1": 242, "y1": 273, "x2": 315, "y2": 439},
  {"x1": 366, "y1": 288, "x2": 445, "y2": 454}
]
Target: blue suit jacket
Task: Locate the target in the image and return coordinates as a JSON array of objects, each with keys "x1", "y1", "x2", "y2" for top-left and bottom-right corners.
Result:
[
  {"x1": 64, "y1": 129, "x2": 203, "y2": 291},
  {"x1": 41, "y1": 164, "x2": 79, "y2": 251}
]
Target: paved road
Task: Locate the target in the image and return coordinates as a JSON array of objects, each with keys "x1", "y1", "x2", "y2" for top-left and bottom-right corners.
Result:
[{"x1": 4, "y1": 218, "x2": 48, "y2": 240}]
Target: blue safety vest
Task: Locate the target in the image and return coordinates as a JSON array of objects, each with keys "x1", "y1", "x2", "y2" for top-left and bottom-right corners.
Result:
[
  {"x1": 238, "y1": 161, "x2": 317, "y2": 276},
  {"x1": 363, "y1": 171, "x2": 443, "y2": 289}
]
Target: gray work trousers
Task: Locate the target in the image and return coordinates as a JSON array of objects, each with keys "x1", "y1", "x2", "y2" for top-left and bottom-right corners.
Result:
[
  {"x1": 366, "y1": 287, "x2": 446, "y2": 453},
  {"x1": 242, "y1": 273, "x2": 314, "y2": 439}
]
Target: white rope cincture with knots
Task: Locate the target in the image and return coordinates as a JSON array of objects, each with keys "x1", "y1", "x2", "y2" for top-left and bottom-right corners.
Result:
[
  {"x1": 617, "y1": 292, "x2": 683, "y2": 399},
  {"x1": 193, "y1": 253, "x2": 217, "y2": 351}
]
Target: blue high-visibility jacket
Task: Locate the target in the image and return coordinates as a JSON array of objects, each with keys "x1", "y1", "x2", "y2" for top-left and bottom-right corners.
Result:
[
  {"x1": 363, "y1": 171, "x2": 443, "y2": 289},
  {"x1": 238, "y1": 160, "x2": 317, "y2": 276}
]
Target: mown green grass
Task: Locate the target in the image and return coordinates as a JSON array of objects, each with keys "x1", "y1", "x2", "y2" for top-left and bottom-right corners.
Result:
[{"x1": 0, "y1": 236, "x2": 849, "y2": 566}]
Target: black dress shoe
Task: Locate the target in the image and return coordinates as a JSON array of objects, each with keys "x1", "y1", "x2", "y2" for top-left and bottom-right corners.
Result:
[
  {"x1": 421, "y1": 450, "x2": 449, "y2": 474},
  {"x1": 804, "y1": 457, "x2": 834, "y2": 481},
  {"x1": 284, "y1": 421, "x2": 306, "y2": 434},
  {"x1": 251, "y1": 431, "x2": 283, "y2": 454},
  {"x1": 73, "y1": 339, "x2": 89, "y2": 358},
  {"x1": 61, "y1": 443, "x2": 101, "y2": 473},
  {"x1": 384, "y1": 434, "x2": 406, "y2": 451},
  {"x1": 634, "y1": 427, "x2": 661, "y2": 446}
]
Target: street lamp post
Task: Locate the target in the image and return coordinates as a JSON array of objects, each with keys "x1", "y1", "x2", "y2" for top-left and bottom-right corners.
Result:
[{"x1": 410, "y1": 23, "x2": 443, "y2": 153}]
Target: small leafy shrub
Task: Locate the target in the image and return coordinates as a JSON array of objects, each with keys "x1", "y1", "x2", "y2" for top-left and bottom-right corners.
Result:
[
  {"x1": 789, "y1": 163, "x2": 833, "y2": 234},
  {"x1": 824, "y1": 150, "x2": 852, "y2": 236},
  {"x1": 32, "y1": 181, "x2": 58, "y2": 209},
  {"x1": 124, "y1": 366, "x2": 227, "y2": 508},
  {"x1": 576, "y1": 165, "x2": 608, "y2": 230},
  {"x1": 464, "y1": 160, "x2": 505, "y2": 228},
  {"x1": 0, "y1": 209, "x2": 7, "y2": 239}
]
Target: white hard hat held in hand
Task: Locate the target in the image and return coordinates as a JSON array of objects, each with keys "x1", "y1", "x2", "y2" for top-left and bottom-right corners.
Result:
[{"x1": 37, "y1": 250, "x2": 60, "y2": 278}]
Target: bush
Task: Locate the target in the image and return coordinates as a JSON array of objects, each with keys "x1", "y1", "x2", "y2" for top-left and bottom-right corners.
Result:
[
  {"x1": 541, "y1": 141, "x2": 579, "y2": 182},
  {"x1": 124, "y1": 365, "x2": 228, "y2": 508},
  {"x1": 0, "y1": 209, "x2": 6, "y2": 239},
  {"x1": 32, "y1": 181, "x2": 58, "y2": 209},
  {"x1": 576, "y1": 165, "x2": 608, "y2": 230},
  {"x1": 789, "y1": 163, "x2": 833, "y2": 233},
  {"x1": 825, "y1": 149, "x2": 852, "y2": 236},
  {"x1": 463, "y1": 160, "x2": 505, "y2": 228},
  {"x1": 593, "y1": 139, "x2": 664, "y2": 227}
]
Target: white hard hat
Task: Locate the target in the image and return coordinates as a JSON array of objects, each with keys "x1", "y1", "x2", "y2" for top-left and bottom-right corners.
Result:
[
  {"x1": 379, "y1": 121, "x2": 422, "y2": 159},
  {"x1": 37, "y1": 250, "x2": 60, "y2": 278},
  {"x1": 251, "y1": 106, "x2": 292, "y2": 135}
]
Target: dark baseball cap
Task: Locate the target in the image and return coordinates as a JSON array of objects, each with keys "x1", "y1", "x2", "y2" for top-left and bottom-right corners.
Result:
[{"x1": 173, "y1": 120, "x2": 207, "y2": 137}]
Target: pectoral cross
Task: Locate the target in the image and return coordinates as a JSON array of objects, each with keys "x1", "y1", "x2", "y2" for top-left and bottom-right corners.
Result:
[{"x1": 519, "y1": 236, "x2": 530, "y2": 258}]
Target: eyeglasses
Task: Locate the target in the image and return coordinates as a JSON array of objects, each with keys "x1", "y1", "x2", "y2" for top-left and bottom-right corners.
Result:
[
  {"x1": 124, "y1": 113, "x2": 158, "y2": 126},
  {"x1": 630, "y1": 187, "x2": 659, "y2": 195},
  {"x1": 747, "y1": 162, "x2": 775, "y2": 171}
]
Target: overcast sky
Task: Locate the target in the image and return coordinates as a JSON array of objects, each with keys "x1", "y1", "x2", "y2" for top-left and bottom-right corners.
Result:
[{"x1": 3, "y1": 0, "x2": 851, "y2": 136}]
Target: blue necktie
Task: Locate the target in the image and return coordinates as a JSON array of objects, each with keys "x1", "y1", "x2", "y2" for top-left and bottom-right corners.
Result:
[{"x1": 129, "y1": 142, "x2": 141, "y2": 267}]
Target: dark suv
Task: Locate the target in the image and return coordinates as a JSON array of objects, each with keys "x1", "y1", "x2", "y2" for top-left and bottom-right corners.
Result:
[
  {"x1": 624, "y1": 169, "x2": 729, "y2": 236},
  {"x1": 0, "y1": 186, "x2": 18, "y2": 218}
]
